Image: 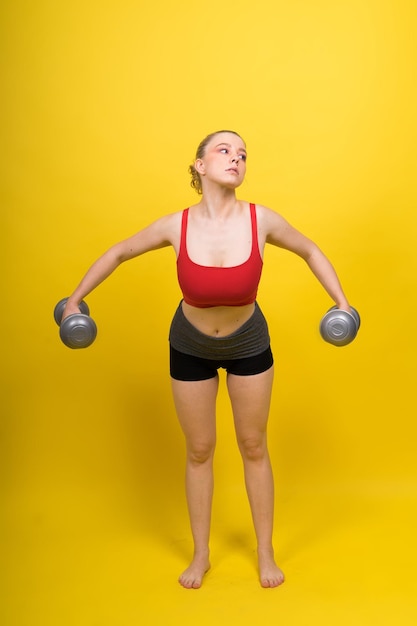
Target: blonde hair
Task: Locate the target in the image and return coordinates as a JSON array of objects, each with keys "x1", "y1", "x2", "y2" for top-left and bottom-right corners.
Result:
[{"x1": 189, "y1": 130, "x2": 244, "y2": 194}]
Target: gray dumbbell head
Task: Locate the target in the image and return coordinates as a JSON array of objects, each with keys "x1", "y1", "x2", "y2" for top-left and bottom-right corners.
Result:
[
  {"x1": 320, "y1": 306, "x2": 360, "y2": 347},
  {"x1": 59, "y1": 314, "x2": 97, "y2": 349},
  {"x1": 348, "y1": 306, "x2": 361, "y2": 330}
]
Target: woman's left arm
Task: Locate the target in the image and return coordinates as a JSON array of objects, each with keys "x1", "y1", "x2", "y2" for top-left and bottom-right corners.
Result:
[{"x1": 260, "y1": 206, "x2": 350, "y2": 310}]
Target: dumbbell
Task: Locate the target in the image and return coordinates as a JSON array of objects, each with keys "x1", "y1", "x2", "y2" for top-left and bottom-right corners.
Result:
[
  {"x1": 319, "y1": 306, "x2": 361, "y2": 347},
  {"x1": 54, "y1": 297, "x2": 97, "y2": 349}
]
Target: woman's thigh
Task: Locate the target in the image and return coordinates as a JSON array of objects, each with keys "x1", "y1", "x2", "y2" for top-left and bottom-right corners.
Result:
[
  {"x1": 171, "y1": 376, "x2": 219, "y2": 452},
  {"x1": 226, "y1": 366, "x2": 274, "y2": 446}
]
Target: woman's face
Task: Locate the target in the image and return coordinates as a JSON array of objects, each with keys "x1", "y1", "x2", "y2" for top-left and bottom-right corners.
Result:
[{"x1": 196, "y1": 132, "x2": 247, "y2": 190}]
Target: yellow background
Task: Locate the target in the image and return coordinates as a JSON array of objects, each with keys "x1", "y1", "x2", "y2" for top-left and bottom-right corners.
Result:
[{"x1": 2, "y1": 0, "x2": 416, "y2": 624}]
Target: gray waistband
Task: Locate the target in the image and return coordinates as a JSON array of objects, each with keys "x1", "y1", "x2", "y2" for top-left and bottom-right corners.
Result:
[{"x1": 169, "y1": 301, "x2": 270, "y2": 360}]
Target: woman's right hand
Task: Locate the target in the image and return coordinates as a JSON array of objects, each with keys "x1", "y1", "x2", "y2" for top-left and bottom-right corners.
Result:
[{"x1": 61, "y1": 299, "x2": 83, "y2": 322}]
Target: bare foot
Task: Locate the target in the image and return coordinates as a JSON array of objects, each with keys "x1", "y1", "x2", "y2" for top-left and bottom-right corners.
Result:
[
  {"x1": 178, "y1": 553, "x2": 210, "y2": 589},
  {"x1": 258, "y1": 548, "x2": 285, "y2": 588}
]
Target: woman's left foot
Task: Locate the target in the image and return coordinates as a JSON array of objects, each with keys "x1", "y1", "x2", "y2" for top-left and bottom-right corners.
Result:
[{"x1": 258, "y1": 548, "x2": 285, "y2": 588}]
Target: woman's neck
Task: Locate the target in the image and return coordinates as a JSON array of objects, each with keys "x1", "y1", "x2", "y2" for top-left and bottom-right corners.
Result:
[{"x1": 197, "y1": 188, "x2": 239, "y2": 219}]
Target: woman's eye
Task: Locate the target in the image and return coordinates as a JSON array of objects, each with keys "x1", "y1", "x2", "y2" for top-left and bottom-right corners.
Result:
[
  {"x1": 238, "y1": 154, "x2": 247, "y2": 161},
  {"x1": 220, "y1": 148, "x2": 228, "y2": 154}
]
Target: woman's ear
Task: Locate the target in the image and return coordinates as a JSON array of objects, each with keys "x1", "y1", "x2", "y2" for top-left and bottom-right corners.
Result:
[{"x1": 194, "y1": 159, "x2": 205, "y2": 176}]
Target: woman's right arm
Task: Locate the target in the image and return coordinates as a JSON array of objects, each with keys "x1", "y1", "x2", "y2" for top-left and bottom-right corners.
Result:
[{"x1": 62, "y1": 212, "x2": 179, "y2": 319}]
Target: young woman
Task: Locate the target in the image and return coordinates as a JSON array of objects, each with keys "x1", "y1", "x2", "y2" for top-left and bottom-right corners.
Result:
[{"x1": 61, "y1": 130, "x2": 351, "y2": 589}]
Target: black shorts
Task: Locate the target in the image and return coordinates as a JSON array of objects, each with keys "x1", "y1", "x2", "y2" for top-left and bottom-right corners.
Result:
[{"x1": 170, "y1": 345, "x2": 274, "y2": 381}]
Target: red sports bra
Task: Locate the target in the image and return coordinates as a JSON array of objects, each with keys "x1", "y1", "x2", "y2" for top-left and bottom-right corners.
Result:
[{"x1": 176, "y1": 203, "x2": 263, "y2": 308}]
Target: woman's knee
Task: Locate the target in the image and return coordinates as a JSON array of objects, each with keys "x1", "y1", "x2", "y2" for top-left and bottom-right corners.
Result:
[
  {"x1": 187, "y1": 440, "x2": 216, "y2": 465},
  {"x1": 238, "y1": 434, "x2": 267, "y2": 462}
]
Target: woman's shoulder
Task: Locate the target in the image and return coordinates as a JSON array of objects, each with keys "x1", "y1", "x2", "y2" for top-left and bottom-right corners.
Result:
[
  {"x1": 139, "y1": 208, "x2": 185, "y2": 242},
  {"x1": 154, "y1": 208, "x2": 185, "y2": 227},
  {"x1": 252, "y1": 203, "x2": 286, "y2": 225},
  {"x1": 251, "y1": 203, "x2": 295, "y2": 245}
]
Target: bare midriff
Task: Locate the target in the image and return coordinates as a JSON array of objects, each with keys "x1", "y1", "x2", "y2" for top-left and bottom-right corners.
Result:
[{"x1": 181, "y1": 301, "x2": 256, "y2": 337}]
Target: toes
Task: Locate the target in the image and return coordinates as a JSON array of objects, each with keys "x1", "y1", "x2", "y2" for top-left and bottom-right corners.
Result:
[
  {"x1": 181, "y1": 578, "x2": 192, "y2": 588},
  {"x1": 179, "y1": 574, "x2": 202, "y2": 589},
  {"x1": 261, "y1": 574, "x2": 285, "y2": 588}
]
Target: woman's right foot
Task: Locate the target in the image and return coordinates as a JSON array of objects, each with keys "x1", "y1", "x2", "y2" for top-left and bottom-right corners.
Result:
[{"x1": 178, "y1": 552, "x2": 211, "y2": 589}]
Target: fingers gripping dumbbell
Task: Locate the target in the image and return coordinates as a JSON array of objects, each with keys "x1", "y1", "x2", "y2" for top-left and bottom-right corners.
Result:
[
  {"x1": 54, "y1": 297, "x2": 97, "y2": 349},
  {"x1": 319, "y1": 306, "x2": 361, "y2": 347}
]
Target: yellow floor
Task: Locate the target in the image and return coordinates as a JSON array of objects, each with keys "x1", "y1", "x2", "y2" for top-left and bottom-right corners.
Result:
[
  {"x1": 3, "y1": 478, "x2": 417, "y2": 625},
  {"x1": 2, "y1": 359, "x2": 417, "y2": 625}
]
